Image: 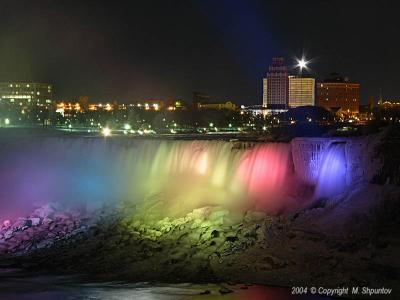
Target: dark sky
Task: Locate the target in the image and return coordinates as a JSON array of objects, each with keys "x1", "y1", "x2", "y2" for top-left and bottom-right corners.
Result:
[{"x1": 0, "y1": 0, "x2": 399, "y2": 105}]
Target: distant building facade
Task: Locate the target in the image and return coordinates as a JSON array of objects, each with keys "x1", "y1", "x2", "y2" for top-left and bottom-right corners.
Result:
[
  {"x1": 0, "y1": 82, "x2": 53, "y2": 125},
  {"x1": 265, "y1": 57, "x2": 289, "y2": 110},
  {"x1": 198, "y1": 101, "x2": 236, "y2": 111},
  {"x1": 193, "y1": 92, "x2": 211, "y2": 105},
  {"x1": 316, "y1": 73, "x2": 360, "y2": 114},
  {"x1": 288, "y1": 76, "x2": 315, "y2": 108},
  {"x1": 0, "y1": 82, "x2": 53, "y2": 106}
]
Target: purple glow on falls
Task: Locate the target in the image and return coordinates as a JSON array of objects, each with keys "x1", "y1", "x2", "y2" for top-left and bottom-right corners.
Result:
[{"x1": 315, "y1": 143, "x2": 347, "y2": 198}]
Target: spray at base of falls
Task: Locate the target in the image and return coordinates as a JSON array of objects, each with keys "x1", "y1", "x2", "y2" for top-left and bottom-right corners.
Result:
[{"x1": 0, "y1": 137, "x2": 352, "y2": 222}]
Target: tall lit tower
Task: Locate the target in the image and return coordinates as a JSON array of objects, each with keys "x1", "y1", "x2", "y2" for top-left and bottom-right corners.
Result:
[
  {"x1": 289, "y1": 76, "x2": 315, "y2": 107},
  {"x1": 265, "y1": 57, "x2": 289, "y2": 110}
]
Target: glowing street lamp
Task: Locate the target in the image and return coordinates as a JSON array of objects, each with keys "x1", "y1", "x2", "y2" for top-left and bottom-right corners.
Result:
[
  {"x1": 4, "y1": 118, "x2": 10, "y2": 125},
  {"x1": 102, "y1": 127, "x2": 111, "y2": 137}
]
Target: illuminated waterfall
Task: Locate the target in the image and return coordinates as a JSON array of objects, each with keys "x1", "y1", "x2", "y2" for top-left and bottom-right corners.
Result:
[
  {"x1": 314, "y1": 143, "x2": 347, "y2": 198},
  {"x1": 0, "y1": 137, "x2": 352, "y2": 221}
]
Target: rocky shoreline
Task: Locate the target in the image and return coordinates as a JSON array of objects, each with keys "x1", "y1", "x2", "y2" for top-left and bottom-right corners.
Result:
[
  {"x1": 0, "y1": 203, "x2": 95, "y2": 257},
  {"x1": 1, "y1": 183, "x2": 399, "y2": 299}
]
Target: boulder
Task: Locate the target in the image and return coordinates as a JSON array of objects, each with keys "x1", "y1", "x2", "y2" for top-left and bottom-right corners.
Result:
[
  {"x1": 29, "y1": 217, "x2": 41, "y2": 226},
  {"x1": 4, "y1": 229, "x2": 14, "y2": 240},
  {"x1": 12, "y1": 218, "x2": 29, "y2": 230},
  {"x1": 219, "y1": 286, "x2": 233, "y2": 294},
  {"x1": 2, "y1": 220, "x2": 11, "y2": 228}
]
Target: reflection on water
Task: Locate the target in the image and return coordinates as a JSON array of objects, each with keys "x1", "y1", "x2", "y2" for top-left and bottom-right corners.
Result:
[{"x1": 0, "y1": 268, "x2": 330, "y2": 300}]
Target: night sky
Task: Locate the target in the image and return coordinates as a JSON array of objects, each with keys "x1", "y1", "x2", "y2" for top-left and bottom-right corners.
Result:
[{"x1": 0, "y1": 0, "x2": 398, "y2": 105}]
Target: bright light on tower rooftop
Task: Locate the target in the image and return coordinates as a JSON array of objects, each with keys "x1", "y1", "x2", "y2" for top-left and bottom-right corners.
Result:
[{"x1": 297, "y1": 58, "x2": 308, "y2": 70}]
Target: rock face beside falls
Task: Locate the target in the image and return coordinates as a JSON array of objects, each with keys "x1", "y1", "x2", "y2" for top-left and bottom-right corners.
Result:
[{"x1": 1, "y1": 184, "x2": 399, "y2": 298}]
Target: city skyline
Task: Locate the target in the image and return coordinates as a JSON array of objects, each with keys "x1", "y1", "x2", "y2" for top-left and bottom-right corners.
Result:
[{"x1": 0, "y1": 1, "x2": 399, "y2": 104}]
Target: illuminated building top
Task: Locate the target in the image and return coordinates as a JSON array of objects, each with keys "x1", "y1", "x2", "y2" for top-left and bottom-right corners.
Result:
[{"x1": 266, "y1": 57, "x2": 289, "y2": 110}]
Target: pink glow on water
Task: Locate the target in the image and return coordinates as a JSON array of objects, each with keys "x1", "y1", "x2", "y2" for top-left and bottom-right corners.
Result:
[{"x1": 235, "y1": 144, "x2": 296, "y2": 211}]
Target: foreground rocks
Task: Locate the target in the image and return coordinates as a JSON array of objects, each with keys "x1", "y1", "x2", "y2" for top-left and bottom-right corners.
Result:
[
  {"x1": 0, "y1": 203, "x2": 93, "y2": 256},
  {"x1": 1, "y1": 184, "x2": 399, "y2": 299}
]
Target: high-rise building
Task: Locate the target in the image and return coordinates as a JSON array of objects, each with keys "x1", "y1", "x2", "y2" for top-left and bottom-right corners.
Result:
[
  {"x1": 288, "y1": 76, "x2": 315, "y2": 108},
  {"x1": 265, "y1": 57, "x2": 289, "y2": 110},
  {"x1": 316, "y1": 73, "x2": 360, "y2": 114}
]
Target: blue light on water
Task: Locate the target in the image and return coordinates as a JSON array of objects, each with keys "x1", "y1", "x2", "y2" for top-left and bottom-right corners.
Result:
[{"x1": 315, "y1": 143, "x2": 347, "y2": 199}]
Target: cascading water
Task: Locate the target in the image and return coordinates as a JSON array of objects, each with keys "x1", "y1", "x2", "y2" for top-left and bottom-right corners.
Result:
[
  {"x1": 314, "y1": 143, "x2": 347, "y2": 199},
  {"x1": 0, "y1": 136, "x2": 318, "y2": 222}
]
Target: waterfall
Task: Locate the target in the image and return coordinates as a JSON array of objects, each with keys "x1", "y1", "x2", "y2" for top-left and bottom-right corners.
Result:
[
  {"x1": 314, "y1": 143, "x2": 347, "y2": 199},
  {"x1": 0, "y1": 137, "x2": 315, "y2": 220}
]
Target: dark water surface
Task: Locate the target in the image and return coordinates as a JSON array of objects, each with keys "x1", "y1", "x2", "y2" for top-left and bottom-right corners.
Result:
[{"x1": 0, "y1": 268, "x2": 331, "y2": 300}]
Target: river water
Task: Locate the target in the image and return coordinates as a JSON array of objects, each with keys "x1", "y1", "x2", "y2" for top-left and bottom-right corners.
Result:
[{"x1": 0, "y1": 269, "x2": 331, "y2": 300}]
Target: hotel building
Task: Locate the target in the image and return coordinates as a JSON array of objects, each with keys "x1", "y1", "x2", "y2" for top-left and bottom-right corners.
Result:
[{"x1": 316, "y1": 73, "x2": 360, "y2": 114}]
